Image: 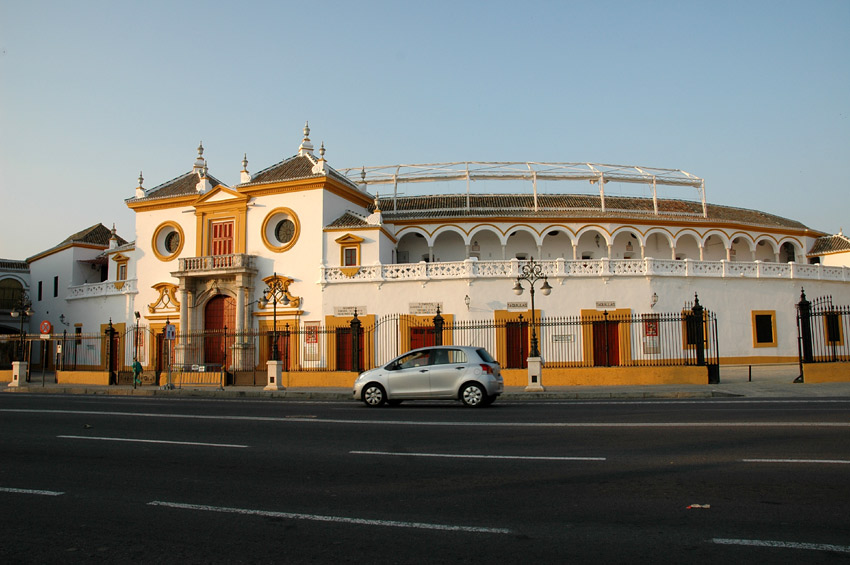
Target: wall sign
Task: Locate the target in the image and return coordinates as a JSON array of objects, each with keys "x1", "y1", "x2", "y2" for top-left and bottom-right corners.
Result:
[{"x1": 409, "y1": 302, "x2": 442, "y2": 315}]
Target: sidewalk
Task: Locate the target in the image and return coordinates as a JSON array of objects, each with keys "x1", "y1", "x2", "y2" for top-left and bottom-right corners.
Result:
[{"x1": 3, "y1": 366, "x2": 850, "y2": 400}]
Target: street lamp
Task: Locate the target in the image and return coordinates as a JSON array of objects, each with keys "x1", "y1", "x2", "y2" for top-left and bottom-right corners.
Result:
[
  {"x1": 512, "y1": 258, "x2": 552, "y2": 358},
  {"x1": 9, "y1": 292, "x2": 34, "y2": 361},
  {"x1": 257, "y1": 273, "x2": 290, "y2": 361}
]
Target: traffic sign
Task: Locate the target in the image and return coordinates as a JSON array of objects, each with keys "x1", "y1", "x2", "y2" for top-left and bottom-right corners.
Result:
[{"x1": 39, "y1": 320, "x2": 53, "y2": 335}]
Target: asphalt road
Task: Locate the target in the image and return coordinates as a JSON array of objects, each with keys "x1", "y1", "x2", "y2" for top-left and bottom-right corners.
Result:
[{"x1": 1, "y1": 394, "x2": 849, "y2": 564}]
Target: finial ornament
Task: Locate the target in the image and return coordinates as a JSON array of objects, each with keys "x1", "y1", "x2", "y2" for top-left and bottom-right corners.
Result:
[
  {"x1": 242, "y1": 153, "x2": 248, "y2": 171},
  {"x1": 138, "y1": 171, "x2": 144, "y2": 187},
  {"x1": 303, "y1": 121, "x2": 310, "y2": 139},
  {"x1": 319, "y1": 142, "x2": 325, "y2": 158},
  {"x1": 198, "y1": 141, "x2": 204, "y2": 157}
]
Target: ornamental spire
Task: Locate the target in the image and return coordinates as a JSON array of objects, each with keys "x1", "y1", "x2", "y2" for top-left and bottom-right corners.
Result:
[
  {"x1": 135, "y1": 171, "x2": 145, "y2": 199},
  {"x1": 240, "y1": 153, "x2": 252, "y2": 184},
  {"x1": 193, "y1": 141, "x2": 205, "y2": 173},
  {"x1": 298, "y1": 121, "x2": 314, "y2": 157}
]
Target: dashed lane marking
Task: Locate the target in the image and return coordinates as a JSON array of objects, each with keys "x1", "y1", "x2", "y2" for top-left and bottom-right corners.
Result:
[
  {"x1": 742, "y1": 458, "x2": 850, "y2": 465},
  {"x1": 147, "y1": 500, "x2": 512, "y2": 534},
  {"x1": 58, "y1": 435, "x2": 248, "y2": 448},
  {"x1": 0, "y1": 487, "x2": 64, "y2": 496},
  {"x1": 351, "y1": 450, "x2": 605, "y2": 461},
  {"x1": 712, "y1": 538, "x2": 850, "y2": 553}
]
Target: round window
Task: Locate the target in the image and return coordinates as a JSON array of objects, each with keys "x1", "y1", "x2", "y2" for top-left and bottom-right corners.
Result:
[
  {"x1": 275, "y1": 219, "x2": 295, "y2": 244},
  {"x1": 262, "y1": 208, "x2": 299, "y2": 252},
  {"x1": 165, "y1": 231, "x2": 181, "y2": 254}
]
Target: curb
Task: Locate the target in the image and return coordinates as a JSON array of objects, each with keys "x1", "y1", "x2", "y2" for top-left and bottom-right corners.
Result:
[{"x1": 1, "y1": 385, "x2": 739, "y2": 401}]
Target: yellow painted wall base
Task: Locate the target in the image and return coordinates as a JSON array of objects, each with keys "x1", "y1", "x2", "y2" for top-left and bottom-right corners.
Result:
[
  {"x1": 0, "y1": 370, "x2": 11, "y2": 383},
  {"x1": 57, "y1": 371, "x2": 111, "y2": 385},
  {"x1": 803, "y1": 363, "x2": 850, "y2": 383},
  {"x1": 156, "y1": 371, "x2": 358, "y2": 388},
  {"x1": 502, "y1": 366, "x2": 707, "y2": 386}
]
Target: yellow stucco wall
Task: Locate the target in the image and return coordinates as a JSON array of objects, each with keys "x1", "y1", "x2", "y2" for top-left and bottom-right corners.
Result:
[
  {"x1": 57, "y1": 371, "x2": 111, "y2": 385},
  {"x1": 803, "y1": 363, "x2": 850, "y2": 383},
  {"x1": 501, "y1": 365, "x2": 707, "y2": 386},
  {"x1": 0, "y1": 370, "x2": 11, "y2": 383}
]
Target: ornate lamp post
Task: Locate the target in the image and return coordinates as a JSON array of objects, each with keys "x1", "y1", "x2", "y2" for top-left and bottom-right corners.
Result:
[
  {"x1": 258, "y1": 273, "x2": 290, "y2": 361},
  {"x1": 9, "y1": 292, "x2": 34, "y2": 361},
  {"x1": 512, "y1": 258, "x2": 552, "y2": 358}
]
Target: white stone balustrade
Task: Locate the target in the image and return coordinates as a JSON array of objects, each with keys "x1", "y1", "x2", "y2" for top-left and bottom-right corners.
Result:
[{"x1": 321, "y1": 258, "x2": 850, "y2": 285}]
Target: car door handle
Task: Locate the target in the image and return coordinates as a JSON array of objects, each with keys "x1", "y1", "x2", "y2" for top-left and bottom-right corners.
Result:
[
  {"x1": 419, "y1": 369, "x2": 428, "y2": 373},
  {"x1": 455, "y1": 366, "x2": 464, "y2": 370}
]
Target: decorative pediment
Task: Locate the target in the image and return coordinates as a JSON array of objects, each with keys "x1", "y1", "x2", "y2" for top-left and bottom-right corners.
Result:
[
  {"x1": 111, "y1": 252, "x2": 129, "y2": 264},
  {"x1": 335, "y1": 233, "x2": 365, "y2": 245},
  {"x1": 194, "y1": 185, "x2": 250, "y2": 209},
  {"x1": 148, "y1": 282, "x2": 181, "y2": 314}
]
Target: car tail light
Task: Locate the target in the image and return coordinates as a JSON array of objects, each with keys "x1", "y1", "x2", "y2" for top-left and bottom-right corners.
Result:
[{"x1": 480, "y1": 364, "x2": 494, "y2": 374}]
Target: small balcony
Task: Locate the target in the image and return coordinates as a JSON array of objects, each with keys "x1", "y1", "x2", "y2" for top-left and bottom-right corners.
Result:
[
  {"x1": 173, "y1": 254, "x2": 257, "y2": 278},
  {"x1": 67, "y1": 279, "x2": 138, "y2": 300}
]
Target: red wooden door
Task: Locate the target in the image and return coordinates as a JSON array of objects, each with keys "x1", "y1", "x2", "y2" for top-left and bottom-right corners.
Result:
[
  {"x1": 593, "y1": 321, "x2": 620, "y2": 366},
  {"x1": 205, "y1": 295, "x2": 235, "y2": 366},
  {"x1": 505, "y1": 321, "x2": 528, "y2": 369},
  {"x1": 410, "y1": 327, "x2": 436, "y2": 350}
]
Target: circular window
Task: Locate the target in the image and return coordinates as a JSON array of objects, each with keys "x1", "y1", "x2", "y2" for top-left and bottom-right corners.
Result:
[
  {"x1": 261, "y1": 208, "x2": 300, "y2": 252},
  {"x1": 165, "y1": 231, "x2": 181, "y2": 253},
  {"x1": 152, "y1": 222, "x2": 185, "y2": 261},
  {"x1": 275, "y1": 219, "x2": 295, "y2": 244}
]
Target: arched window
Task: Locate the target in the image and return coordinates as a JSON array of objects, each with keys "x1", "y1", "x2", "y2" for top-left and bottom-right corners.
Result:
[{"x1": 0, "y1": 279, "x2": 23, "y2": 310}]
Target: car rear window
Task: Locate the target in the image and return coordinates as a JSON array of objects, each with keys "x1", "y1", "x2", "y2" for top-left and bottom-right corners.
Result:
[{"x1": 475, "y1": 348, "x2": 497, "y2": 364}]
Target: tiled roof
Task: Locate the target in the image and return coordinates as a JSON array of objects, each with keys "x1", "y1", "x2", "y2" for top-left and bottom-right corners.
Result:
[
  {"x1": 0, "y1": 259, "x2": 29, "y2": 271},
  {"x1": 808, "y1": 233, "x2": 850, "y2": 256},
  {"x1": 372, "y1": 194, "x2": 809, "y2": 230},
  {"x1": 237, "y1": 154, "x2": 359, "y2": 190},
  {"x1": 59, "y1": 224, "x2": 127, "y2": 247},
  {"x1": 327, "y1": 211, "x2": 369, "y2": 228},
  {"x1": 135, "y1": 171, "x2": 225, "y2": 201}
]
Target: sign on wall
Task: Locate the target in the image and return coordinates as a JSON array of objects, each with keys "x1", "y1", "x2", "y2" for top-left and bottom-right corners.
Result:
[{"x1": 409, "y1": 302, "x2": 442, "y2": 315}]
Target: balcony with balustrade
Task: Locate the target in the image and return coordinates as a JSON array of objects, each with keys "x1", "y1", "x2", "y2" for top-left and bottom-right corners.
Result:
[{"x1": 320, "y1": 257, "x2": 850, "y2": 286}]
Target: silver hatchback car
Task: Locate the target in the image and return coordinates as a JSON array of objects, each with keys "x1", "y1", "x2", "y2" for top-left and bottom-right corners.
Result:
[{"x1": 353, "y1": 345, "x2": 503, "y2": 407}]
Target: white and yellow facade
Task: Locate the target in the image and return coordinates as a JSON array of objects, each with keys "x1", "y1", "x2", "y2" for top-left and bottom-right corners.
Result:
[{"x1": 5, "y1": 124, "x2": 850, "y2": 383}]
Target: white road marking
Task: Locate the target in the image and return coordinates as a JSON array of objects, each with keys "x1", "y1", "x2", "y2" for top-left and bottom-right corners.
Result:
[
  {"x1": 351, "y1": 450, "x2": 605, "y2": 461},
  {"x1": 0, "y1": 487, "x2": 64, "y2": 496},
  {"x1": 4, "y1": 408, "x2": 850, "y2": 428},
  {"x1": 742, "y1": 458, "x2": 850, "y2": 465},
  {"x1": 712, "y1": 538, "x2": 850, "y2": 553},
  {"x1": 58, "y1": 435, "x2": 247, "y2": 448},
  {"x1": 147, "y1": 500, "x2": 512, "y2": 534}
]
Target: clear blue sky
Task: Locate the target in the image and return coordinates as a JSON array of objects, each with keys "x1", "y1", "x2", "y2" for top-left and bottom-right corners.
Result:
[{"x1": 1, "y1": 0, "x2": 847, "y2": 259}]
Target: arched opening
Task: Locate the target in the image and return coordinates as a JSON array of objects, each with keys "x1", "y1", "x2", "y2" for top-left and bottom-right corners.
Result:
[
  {"x1": 468, "y1": 228, "x2": 502, "y2": 260},
  {"x1": 780, "y1": 242, "x2": 798, "y2": 263},
  {"x1": 613, "y1": 231, "x2": 639, "y2": 259},
  {"x1": 505, "y1": 229, "x2": 538, "y2": 260},
  {"x1": 396, "y1": 231, "x2": 430, "y2": 263},
  {"x1": 541, "y1": 230, "x2": 572, "y2": 260},
  {"x1": 703, "y1": 234, "x2": 726, "y2": 261},
  {"x1": 644, "y1": 233, "x2": 672, "y2": 260},
  {"x1": 675, "y1": 234, "x2": 701, "y2": 261},
  {"x1": 432, "y1": 230, "x2": 466, "y2": 262}
]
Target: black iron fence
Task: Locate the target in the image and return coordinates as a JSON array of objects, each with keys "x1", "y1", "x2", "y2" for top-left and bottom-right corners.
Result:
[
  {"x1": 797, "y1": 291, "x2": 849, "y2": 363},
  {"x1": 3, "y1": 299, "x2": 718, "y2": 384}
]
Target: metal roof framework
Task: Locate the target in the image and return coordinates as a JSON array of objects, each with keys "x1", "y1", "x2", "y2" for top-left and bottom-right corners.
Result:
[{"x1": 339, "y1": 162, "x2": 707, "y2": 217}]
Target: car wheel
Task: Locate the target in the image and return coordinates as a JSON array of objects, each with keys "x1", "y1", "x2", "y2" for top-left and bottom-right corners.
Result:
[
  {"x1": 387, "y1": 399, "x2": 403, "y2": 407},
  {"x1": 460, "y1": 383, "x2": 485, "y2": 407},
  {"x1": 362, "y1": 383, "x2": 386, "y2": 407}
]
